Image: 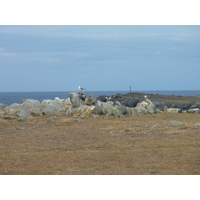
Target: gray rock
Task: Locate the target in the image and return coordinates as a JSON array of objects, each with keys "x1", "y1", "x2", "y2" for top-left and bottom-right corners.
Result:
[
  {"x1": 187, "y1": 108, "x2": 200, "y2": 114},
  {"x1": 94, "y1": 100, "x2": 105, "y2": 115},
  {"x1": 66, "y1": 107, "x2": 78, "y2": 116},
  {"x1": 195, "y1": 123, "x2": 200, "y2": 126},
  {"x1": 164, "y1": 106, "x2": 168, "y2": 113},
  {"x1": 63, "y1": 98, "x2": 72, "y2": 105},
  {"x1": 0, "y1": 103, "x2": 7, "y2": 110},
  {"x1": 47, "y1": 100, "x2": 64, "y2": 108},
  {"x1": 4, "y1": 108, "x2": 19, "y2": 115},
  {"x1": 168, "y1": 121, "x2": 185, "y2": 126},
  {"x1": 102, "y1": 101, "x2": 114, "y2": 109},
  {"x1": 5, "y1": 103, "x2": 24, "y2": 111},
  {"x1": 50, "y1": 117, "x2": 60, "y2": 122},
  {"x1": 146, "y1": 103, "x2": 157, "y2": 114},
  {"x1": 18, "y1": 109, "x2": 32, "y2": 121},
  {"x1": 114, "y1": 101, "x2": 127, "y2": 115},
  {"x1": 23, "y1": 99, "x2": 43, "y2": 111},
  {"x1": 105, "y1": 113, "x2": 112, "y2": 119},
  {"x1": 93, "y1": 114, "x2": 100, "y2": 118},
  {"x1": 127, "y1": 107, "x2": 138, "y2": 116},
  {"x1": 135, "y1": 106, "x2": 149, "y2": 115},
  {"x1": 86, "y1": 94, "x2": 97, "y2": 106},
  {"x1": 167, "y1": 108, "x2": 182, "y2": 113},
  {"x1": 69, "y1": 92, "x2": 86, "y2": 107},
  {"x1": 77, "y1": 105, "x2": 88, "y2": 114},
  {"x1": 41, "y1": 106, "x2": 57, "y2": 115},
  {"x1": 135, "y1": 100, "x2": 157, "y2": 115}
]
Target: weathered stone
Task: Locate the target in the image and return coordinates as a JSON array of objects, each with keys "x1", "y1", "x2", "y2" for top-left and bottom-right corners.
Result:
[
  {"x1": 5, "y1": 103, "x2": 24, "y2": 111},
  {"x1": 105, "y1": 113, "x2": 112, "y2": 119},
  {"x1": 168, "y1": 121, "x2": 185, "y2": 126},
  {"x1": 127, "y1": 107, "x2": 138, "y2": 116},
  {"x1": 187, "y1": 108, "x2": 200, "y2": 113},
  {"x1": 23, "y1": 99, "x2": 43, "y2": 111},
  {"x1": 93, "y1": 114, "x2": 100, "y2": 118},
  {"x1": 94, "y1": 100, "x2": 105, "y2": 115},
  {"x1": 66, "y1": 107, "x2": 78, "y2": 116},
  {"x1": 5, "y1": 108, "x2": 19, "y2": 115},
  {"x1": 63, "y1": 98, "x2": 72, "y2": 105},
  {"x1": 86, "y1": 94, "x2": 97, "y2": 106},
  {"x1": 164, "y1": 106, "x2": 168, "y2": 112},
  {"x1": 50, "y1": 117, "x2": 60, "y2": 122},
  {"x1": 0, "y1": 103, "x2": 7, "y2": 110},
  {"x1": 41, "y1": 106, "x2": 57, "y2": 115},
  {"x1": 18, "y1": 109, "x2": 32, "y2": 121},
  {"x1": 114, "y1": 101, "x2": 127, "y2": 115},
  {"x1": 167, "y1": 108, "x2": 182, "y2": 113},
  {"x1": 135, "y1": 106, "x2": 149, "y2": 115},
  {"x1": 69, "y1": 92, "x2": 86, "y2": 107},
  {"x1": 135, "y1": 100, "x2": 156, "y2": 115},
  {"x1": 146, "y1": 103, "x2": 157, "y2": 114}
]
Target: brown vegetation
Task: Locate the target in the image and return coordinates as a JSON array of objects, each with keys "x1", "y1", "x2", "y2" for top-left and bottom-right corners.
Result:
[{"x1": 0, "y1": 113, "x2": 200, "y2": 175}]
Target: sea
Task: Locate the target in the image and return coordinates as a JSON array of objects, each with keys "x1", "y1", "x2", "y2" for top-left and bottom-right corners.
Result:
[{"x1": 0, "y1": 90, "x2": 200, "y2": 105}]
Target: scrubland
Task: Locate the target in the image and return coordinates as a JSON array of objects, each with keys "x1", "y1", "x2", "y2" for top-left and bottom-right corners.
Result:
[{"x1": 0, "y1": 113, "x2": 200, "y2": 175}]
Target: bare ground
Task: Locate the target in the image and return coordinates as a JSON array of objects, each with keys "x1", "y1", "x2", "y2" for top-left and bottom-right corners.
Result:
[{"x1": 0, "y1": 113, "x2": 200, "y2": 175}]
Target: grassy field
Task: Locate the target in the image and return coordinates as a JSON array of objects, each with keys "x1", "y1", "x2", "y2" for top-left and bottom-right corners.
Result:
[{"x1": 0, "y1": 113, "x2": 200, "y2": 175}]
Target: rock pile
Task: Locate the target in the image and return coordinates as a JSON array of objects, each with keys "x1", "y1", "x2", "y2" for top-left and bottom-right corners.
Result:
[{"x1": 0, "y1": 92, "x2": 160, "y2": 121}]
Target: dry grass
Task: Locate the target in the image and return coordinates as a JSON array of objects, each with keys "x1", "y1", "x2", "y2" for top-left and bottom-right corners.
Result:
[{"x1": 0, "y1": 113, "x2": 200, "y2": 175}]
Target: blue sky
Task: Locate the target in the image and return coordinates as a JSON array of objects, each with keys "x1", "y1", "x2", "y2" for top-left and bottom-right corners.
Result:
[{"x1": 0, "y1": 25, "x2": 200, "y2": 92}]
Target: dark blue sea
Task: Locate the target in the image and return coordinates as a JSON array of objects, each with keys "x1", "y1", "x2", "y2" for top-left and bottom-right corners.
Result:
[{"x1": 0, "y1": 90, "x2": 200, "y2": 105}]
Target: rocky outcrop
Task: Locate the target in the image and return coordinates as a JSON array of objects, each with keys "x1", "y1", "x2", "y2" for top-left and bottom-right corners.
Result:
[
  {"x1": 186, "y1": 108, "x2": 200, "y2": 114},
  {"x1": 18, "y1": 109, "x2": 33, "y2": 121},
  {"x1": 98, "y1": 93, "x2": 139, "y2": 107},
  {"x1": 164, "y1": 107, "x2": 182, "y2": 113},
  {"x1": 69, "y1": 92, "x2": 86, "y2": 107},
  {"x1": 94, "y1": 101, "x2": 105, "y2": 115},
  {"x1": 98, "y1": 92, "x2": 200, "y2": 111},
  {"x1": 1, "y1": 92, "x2": 199, "y2": 121},
  {"x1": 86, "y1": 94, "x2": 97, "y2": 106},
  {"x1": 135, "y1": 99, "x2": 157, "y2": 115}
]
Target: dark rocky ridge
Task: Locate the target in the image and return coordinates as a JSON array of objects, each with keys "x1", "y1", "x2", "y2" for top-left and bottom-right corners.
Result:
[{"x1": 97, "y1": 92, "x2": 200, "y2": 111}]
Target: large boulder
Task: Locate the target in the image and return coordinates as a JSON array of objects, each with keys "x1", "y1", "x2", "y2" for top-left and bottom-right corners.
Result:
[
  {"x1": 146, "y1": 103, "x2": 157, "y2": 114},
  {"x1": 135, "y1": 99, "x2": 157, "y2": 115},
  {"x1": 86, "y1": 94, "x2": 97, "y2": 106},
  {"x1": 22, "y1": 99, "x2": 43, "y2": 111},
  {"x1": 18, "y1": 109, "x2": 33, "y2": 121},
  {"x1": 114, "y1": 101, "x2": 128, "y2": 115},
  {"x1": 69, "y1": 92, "x2": 86, "y2": 107},
  {"x1": 4, "y1": 103, "x2": 25, "y2": 115},
  {"x1": 41, "y1": 106, "x2": 57, "y2": 115},
  {"x1": 94, "y1": 100, "x2": 105, "y2": 115},
  {"x1": 5, "y1": 103, "x2": 24, "y2": 111}
]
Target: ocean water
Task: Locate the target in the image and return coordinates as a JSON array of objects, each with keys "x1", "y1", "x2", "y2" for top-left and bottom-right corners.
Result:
[{"x1": 0, "y1": 90, "x2": 200, "y2": 105}]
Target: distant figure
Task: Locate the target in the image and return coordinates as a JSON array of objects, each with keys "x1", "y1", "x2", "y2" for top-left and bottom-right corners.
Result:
[
  {"x1": 144, "y1": 94, "x2": 150, "y2": 99},
  {"x1": 78, "y1": 86, "x2": 86, "y2": 91},
  {"x1": 105, "y1": 96, "x2": 112, "y2": 103},
  {"x1": 105, "y1": 96, "x2": 112, "y2": 101}
]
